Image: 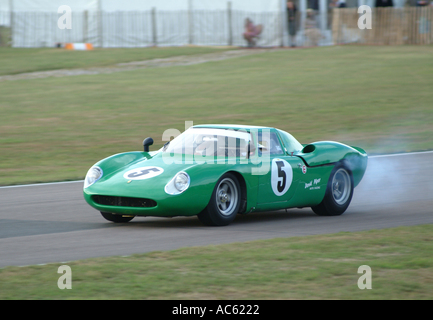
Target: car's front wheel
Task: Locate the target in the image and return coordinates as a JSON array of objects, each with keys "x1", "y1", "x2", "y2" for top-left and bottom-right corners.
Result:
[
  {"x1": 197, "y1": 173, "x2": 241, "y2": 226},
  {"x1": 311, "y1": 162, "x2": 354, "y2": 216},
  {"x1": 100, "y1": 212, "x2": 135, "y2": 223}
]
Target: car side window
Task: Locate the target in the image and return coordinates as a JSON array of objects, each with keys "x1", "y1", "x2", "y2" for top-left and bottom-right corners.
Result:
[
  {"x1": 258, "y1": 131, "x2": 284, "y2": 155},
  {"x1": 194, "y1": 134, "x2": 251, "y2": 158},
  {"x1": 276, "y1": 130, "x2": 303, "y2": 155}
]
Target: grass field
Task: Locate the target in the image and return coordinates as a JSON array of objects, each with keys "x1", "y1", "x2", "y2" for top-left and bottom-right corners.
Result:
[
  {"x1": 0, "y1": 224, "x2": 432, "y2": 300},
  {"x1": 0, "y1": 45, "x2": 432, "y2": 186},
  {"x1": 0, "y1": 46, "x2": 233, "y2": 76},
  {"x1": 0, "y1": 46, "x2": 432, "y2": 300}
]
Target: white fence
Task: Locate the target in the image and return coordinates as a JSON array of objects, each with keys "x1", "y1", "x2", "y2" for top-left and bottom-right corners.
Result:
[{"x1": 1, "y1": 10, "x2": 289, "y2": 48}]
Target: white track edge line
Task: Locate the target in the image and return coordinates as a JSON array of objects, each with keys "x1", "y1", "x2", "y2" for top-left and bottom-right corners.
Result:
[
  {"x1": 1, "y1": 150, "x2": 432, "y2": 189},
  {"x1": 369, "y1": 150, "x2": 433, "y2": 158},
  {"x1": 0, "y1": 180, "x2": 84, "y2": 189}
]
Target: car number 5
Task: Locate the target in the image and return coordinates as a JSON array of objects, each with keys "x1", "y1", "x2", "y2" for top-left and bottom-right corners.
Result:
[{"x1": 271, "y1": 159, "x2": 293, "y2": 196}]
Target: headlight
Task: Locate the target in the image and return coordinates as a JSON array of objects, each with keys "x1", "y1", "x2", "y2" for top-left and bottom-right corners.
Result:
[
  {"x1": 174, "y1": 172, "x2": 190, "y2": 192},
  {"x1": 165, "y1": 172, "x2": 190, "y2": 195},
  {"x1": 84, "y1": 166, "x2": 103, "y2": 188}
]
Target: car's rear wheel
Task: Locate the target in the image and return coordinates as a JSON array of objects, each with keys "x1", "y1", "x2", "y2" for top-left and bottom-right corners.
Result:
[
  {"x1": 197, "y1": 173, "x2": 241, "y2": 226},
  {"x1": 100, "y1": 212, "x2": 135, "y2": 223},
  {"x1": 311, "y1": 162, "x2": 354, "y2": 216}
]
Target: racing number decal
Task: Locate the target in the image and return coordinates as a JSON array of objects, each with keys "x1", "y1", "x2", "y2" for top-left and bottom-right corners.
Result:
[
  {"x1": 276, "y1": 161, "x2": 286, "y2": 193},
  {"x1": 271, "y1": 159, "x2": 293, "y2": 196},
  {"x1": 123, "y1": 166, "x2": 164, "y2": 180},
  {"x1": 128, "y1": 168, "x2": 160, "y2": 178}
]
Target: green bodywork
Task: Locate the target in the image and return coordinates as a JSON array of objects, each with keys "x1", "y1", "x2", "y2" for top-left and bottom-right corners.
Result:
[{"x1": 83, "y1": 125, "x2": 367, "y2": 217}]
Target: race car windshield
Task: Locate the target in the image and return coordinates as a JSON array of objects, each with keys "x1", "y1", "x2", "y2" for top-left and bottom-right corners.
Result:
[{"x1": 163, "y1": 128, "x2": 252, "y2": 157}]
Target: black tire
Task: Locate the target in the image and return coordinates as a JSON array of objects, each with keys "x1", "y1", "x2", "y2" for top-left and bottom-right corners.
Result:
[
  {"x1": 311, "y1": 162, "x2": 354, "y2": 216},
  {"x1": 197, "y1": 173, "x2": 241, "y2": 226},
  {"x1": 100, "y1": 212, "x2": 135, "y2": 223}
]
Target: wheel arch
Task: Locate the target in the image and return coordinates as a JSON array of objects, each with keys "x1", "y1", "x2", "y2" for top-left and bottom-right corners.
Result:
[
  {"x1": 341, "y1": 153, "x2": 367, "y2": 188},
  {"x1": 297, "y1": 141, "x2": 367, "y2": 188},
  {"x1": 225, "y1": 170, "x2": 247, "y2": 214}
]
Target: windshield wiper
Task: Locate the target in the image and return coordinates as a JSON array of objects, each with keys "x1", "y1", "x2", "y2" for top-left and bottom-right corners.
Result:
[{"x1": 163, "y1": 141, "x2": 170, "y2": 151}]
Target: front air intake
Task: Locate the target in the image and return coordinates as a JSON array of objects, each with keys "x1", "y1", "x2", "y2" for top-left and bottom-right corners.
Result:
[{"x1": 92, "y1": 195, "x2": 157, "y2": 208}]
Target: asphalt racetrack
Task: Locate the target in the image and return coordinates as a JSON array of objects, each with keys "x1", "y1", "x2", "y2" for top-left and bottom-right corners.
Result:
[{"x1": 0, "y1": 151, "x2": 432, "y2": 268}]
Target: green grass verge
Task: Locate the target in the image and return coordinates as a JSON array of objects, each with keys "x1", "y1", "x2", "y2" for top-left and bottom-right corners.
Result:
[
  {"x1": 0, "y1": 46, "x2": 234, "y2": 76},
  {"x1": 1, "y1": 224, "x2": 432, "y2": 299},
  {"x1": 0, "y1": 45, "x2": 432, "y2": 185}
]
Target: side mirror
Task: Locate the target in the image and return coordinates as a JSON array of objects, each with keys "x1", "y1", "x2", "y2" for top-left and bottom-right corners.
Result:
[{"x1": 143, "y1": 137, "x2": 154, "y2": 152}]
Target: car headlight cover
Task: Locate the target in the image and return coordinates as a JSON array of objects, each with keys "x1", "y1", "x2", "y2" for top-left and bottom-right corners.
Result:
[
  {"x1": 174, "y1": 172, "x2": 190, "y2": 192},
  {"x1": 84, "y1": 166, "x2": 103, "y2": 188},
  {"x1": 165, "y1": 171, "x2": 190, "y2": 195}
]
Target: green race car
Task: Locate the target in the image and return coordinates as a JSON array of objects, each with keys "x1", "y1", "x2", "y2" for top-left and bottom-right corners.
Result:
[{"x1": 83, "y1": 124, "x2": 368, "y2": 226}]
